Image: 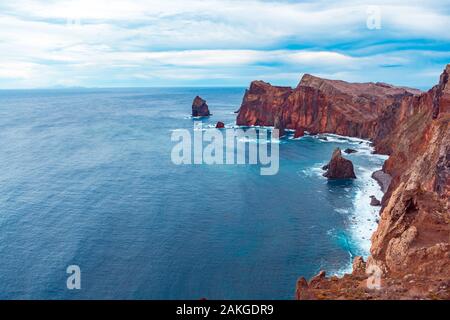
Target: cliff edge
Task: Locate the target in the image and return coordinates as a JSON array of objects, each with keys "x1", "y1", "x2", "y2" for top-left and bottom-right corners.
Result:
[{"x1": 236, "y1": 65, "x2": 450, "y2": 300}]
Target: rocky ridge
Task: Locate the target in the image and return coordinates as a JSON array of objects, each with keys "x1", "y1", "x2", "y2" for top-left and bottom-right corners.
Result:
[{"x1": 236, "y1": 65, "x2": 450, "y2": 299}]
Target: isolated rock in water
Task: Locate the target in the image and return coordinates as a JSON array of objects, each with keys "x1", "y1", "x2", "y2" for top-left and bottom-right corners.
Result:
[
  {"x1": 216, "y1": 121, "x2": 225, "y2": 129},
  {"x1": 370, "y1": 195, "x2": 382, "y2": 206},
  {"x1": 294, "y1": 127, "x2": 305, "y2": 139},
  {"x1": 318, "y1": 136, "x2": 328, "y2": 141},
  {"x1": 192, "y1": 96, "x2": 211, "y2": 117},
  {"x1": 344, "y1": 148, "x2": 358, "y2": 154},
  {"x1": 323, "y1": 148, "x2": 357, "y2": 179}
]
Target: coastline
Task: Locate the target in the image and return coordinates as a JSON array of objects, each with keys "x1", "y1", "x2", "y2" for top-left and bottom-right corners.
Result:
[
  {"x1": 232, "y1": 124, "x2": 389, "y2": 276},
  {"x1": 234, "y1": 63, "x2": 450, "y2": 298},
  {"x1": 315, "y1": 133, "x2": 389, "y2": 275}
]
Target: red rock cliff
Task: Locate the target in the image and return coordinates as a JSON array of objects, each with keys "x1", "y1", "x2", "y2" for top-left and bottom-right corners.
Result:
[
  {"x1": 237, "y1": 65, "x2": 450, "y2": 299},
  {"x1": 237, "y1": 75, "x2": 421, "y2": 149}
]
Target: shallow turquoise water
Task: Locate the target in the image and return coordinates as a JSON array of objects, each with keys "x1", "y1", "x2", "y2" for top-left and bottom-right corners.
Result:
[{"x1": 0, "y1": 88, "x2": 386, "y2": 299}]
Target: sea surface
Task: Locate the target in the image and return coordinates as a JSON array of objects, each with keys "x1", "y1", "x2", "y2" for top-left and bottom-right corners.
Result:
[{"x1": 0, "y1": 88, "x2": 387, "y2": 299}]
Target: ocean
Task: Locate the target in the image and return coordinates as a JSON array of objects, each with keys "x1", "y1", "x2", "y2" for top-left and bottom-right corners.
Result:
[{"x1": 0, "y1": 87, "x2": 387, "y2": 299}]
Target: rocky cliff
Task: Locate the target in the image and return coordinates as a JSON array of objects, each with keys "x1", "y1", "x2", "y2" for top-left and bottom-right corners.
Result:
[
  {"x1": 236, "y1": 75, "x2": 421, "y2": 146},
  {"x1": 237, "y1": 65, "x2": 450, "y2": 299}
]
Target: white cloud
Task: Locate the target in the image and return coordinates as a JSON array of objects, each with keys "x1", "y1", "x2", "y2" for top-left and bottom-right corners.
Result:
[
  {"x1": 0, "y1": 0, "x2": 449, "y2": 88},
  {"x1": 0, "y1": 62, "x2": 41, "y2": 79}
]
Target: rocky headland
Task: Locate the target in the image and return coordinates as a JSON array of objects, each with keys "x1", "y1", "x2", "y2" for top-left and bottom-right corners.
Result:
[{"x1": 236, "y1": 65, "x2": 450, "y2": 299}]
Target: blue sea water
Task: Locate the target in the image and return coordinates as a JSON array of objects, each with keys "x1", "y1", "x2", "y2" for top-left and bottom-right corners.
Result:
[{"x1": 0, "y1": 88, "x2": 387, "y2": 299}]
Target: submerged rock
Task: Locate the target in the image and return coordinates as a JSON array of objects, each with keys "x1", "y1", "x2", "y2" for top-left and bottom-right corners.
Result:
[
  {"x1": 192, "y1": 96, "x2": 211, "y2": 117},
  {"x1": 323, "y1": 148, "x2": 357, "y2": 179},
  {"x1": 216, "y1": 121, "x2": 225, "y2": 129},
  {"x1": 344, "y1": 148, "x2": 358, "y2": 154}
]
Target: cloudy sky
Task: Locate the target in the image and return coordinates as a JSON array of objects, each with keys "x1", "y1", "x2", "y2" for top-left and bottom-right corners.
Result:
[{"x1": 0, "y1": 0, "x2": 449, "y2": 89}]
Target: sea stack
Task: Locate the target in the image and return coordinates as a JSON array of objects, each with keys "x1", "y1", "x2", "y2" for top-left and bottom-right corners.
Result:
[
  {"x1": 323, "y1": 148, "x2": 357, "y2": 179},
  {"x1": 294, "y1": 127, "x2": 305, "y2": 139},
  {"x1": 192, "y1": 96, "x2": 211, "y2": 117}
]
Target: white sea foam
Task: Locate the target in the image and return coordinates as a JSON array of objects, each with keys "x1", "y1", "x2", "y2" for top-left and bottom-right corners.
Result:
[
  {"x1": 238, "y1": 137, "x2": 268, "y2": 144},
  {"x1": 334, "y1": 208, "x2": 350, "y2": 214},
  {"x1": 303, "y1": 133, "x2": 389, "y2": 276},
  {"x1": 324, "y1": 165, "x2": 385, "y2": 279},
  {"x1": 289, "y1": 136, "x2": 304, "y2": 140},
  {"x1": 319, "y1": 133, "x2": 389, "y2": 162},
  {"x1": 322, "y1": 133, "x2": 368, "y2": 144},
  {"x1": 347, "y1": 166, "x2": 384, "y2": 257},
  {"x1": 297, "y1": 163, "x2": 327, "y2": 178}
]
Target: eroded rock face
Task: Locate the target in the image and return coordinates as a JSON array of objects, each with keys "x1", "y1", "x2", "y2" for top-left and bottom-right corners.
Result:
[
  {"x1": 323, "y1": 148, "x2": 357, "y2": 179},
  {"x1": 293, "y1": 127, "x2": 305, "y2": 139},
  {"x1": 290, "y1": 65, "x2": 449, "y2": 300},
  {"x1": 236, "y1": 81, "x2": 292, "y2": 127},
  {"x1": 236, "y1": 74, "x2": 420, "y2": 144},
  {"x1": 236, "y1": 64, "x2": 450, "y2": 300},
  {"x1": 192, "y1": 96, "x2": 211, "y2": 117}
]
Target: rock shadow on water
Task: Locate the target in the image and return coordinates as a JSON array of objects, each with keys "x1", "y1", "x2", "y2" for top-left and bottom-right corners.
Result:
[{"x1": 326, "y1": 179, "x2": 355, "y2": 188}]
